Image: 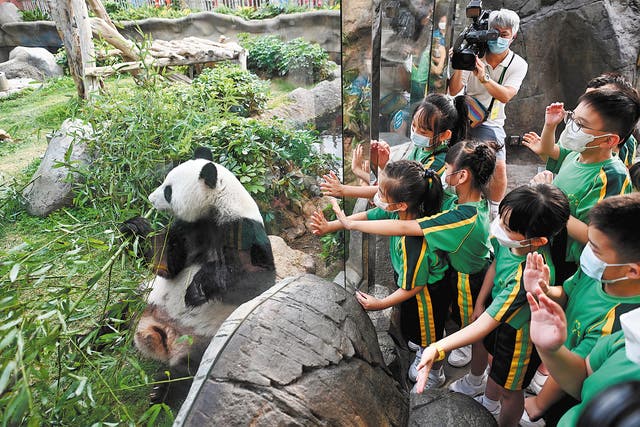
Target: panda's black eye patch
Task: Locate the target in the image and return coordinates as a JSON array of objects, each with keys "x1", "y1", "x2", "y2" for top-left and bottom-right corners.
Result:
[{"x1": 164, "y1": 186, "x2": 172, "y2": 203}]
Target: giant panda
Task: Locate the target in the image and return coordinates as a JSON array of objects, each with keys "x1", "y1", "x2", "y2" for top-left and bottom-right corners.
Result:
[{"x1": 123, "y1": 146, "x2": 276, "y2": 406}]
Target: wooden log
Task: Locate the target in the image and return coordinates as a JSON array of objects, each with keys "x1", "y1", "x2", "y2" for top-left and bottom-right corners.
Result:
[
  {"x1": 47, "y1": 0, "x2": 99, "y2": 98},
  {"x1": 90, "y1": 18, "x2": 140, "y2": 62}
]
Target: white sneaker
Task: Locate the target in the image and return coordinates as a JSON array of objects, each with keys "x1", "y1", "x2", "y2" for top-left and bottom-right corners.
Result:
[
  {"x1": 448, "y1": 372, "x2": 487, "y2": 396},
  {"x1": 474, "y1": 394, "x2": 501, "y2": 419},
  {"x1": 424, "y1": 366, "x2": 446, "y2": 389},
  {"x1": 525, "y1": 371, "x2": 548, "y2": 395},
  {"x1": 408, "y1": 341, "x2": 421, "y2": 352},
  {"x1": 448, "y1": 344, "x2": 472, "y2": 367},
  {"x1": 520, "y1": 408, "x2": 546, "y2": 427},
  {"x1": 408, "y1": 346, "x2": 423, "y2": 382}
]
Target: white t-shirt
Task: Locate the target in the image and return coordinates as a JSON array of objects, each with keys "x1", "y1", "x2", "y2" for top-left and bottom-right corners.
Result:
[{"x1": 461, "y1": 51, "x2": 528, "y2": 128}]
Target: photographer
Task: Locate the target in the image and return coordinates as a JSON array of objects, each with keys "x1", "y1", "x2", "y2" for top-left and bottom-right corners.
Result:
[{"x1": 448, "y1": 8, "x2": 528, "y2": 214}]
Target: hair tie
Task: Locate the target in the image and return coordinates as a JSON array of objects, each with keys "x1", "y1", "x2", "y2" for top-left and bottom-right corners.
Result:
[{"x1": 424, "y1": 168, "x2": 436, "y2": 179}]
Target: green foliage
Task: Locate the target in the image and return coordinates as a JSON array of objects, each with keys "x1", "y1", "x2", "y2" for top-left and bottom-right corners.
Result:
[
  {"x1": 318, "y1": 203, "x2": 345, "y2": 266},
  {"x1": 108, "y1": 5, "x2": 193, "y2": 20},
  {"x1": 192, "y1": 117, "x2": 336, "y2": 206},
  {"x1": 55, "y1": 38, "x2": 127, "y2": 75},
  {"x1": 0, "y1": 60, "x2": 337, "y2": 425},
  {"x1": 19, "y1": 8, "x2": 51, "y2": 21},
  {"x1": 191, "y1": 63, "x2": 270, "y2": 116},
  {"x1": 238, "y1": 34, "x2": 333, "y2": 82},
  {"x1": 213, "y1": 3, "x2": 310, "y2": 20}
]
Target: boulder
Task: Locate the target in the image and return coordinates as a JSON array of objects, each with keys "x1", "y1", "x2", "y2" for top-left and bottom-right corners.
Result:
[
  {"x1": 22, "y1": 119, "x2": 92, "y2": 217},
  {"x1": 268, "y1": 235, "x2": 315, "y2": 280},
  {"x1": 175, "y1": 274, "x2": 408, "y2": 426},
  {"x1": 480, "y1": 0, "x2": 640, "y2": 138},
  {"x1": 0, "y1": 46, "x2": 63, "y2": 80},
  {"x1": 0, "y1": 3, "x2": 21, "y2": 26},
  {"x1": 409, "y1": 388, "x2": 498, "y2": 426},
  {"x1": 264, "y1": 77, "x2": 341, "y2": 131}
]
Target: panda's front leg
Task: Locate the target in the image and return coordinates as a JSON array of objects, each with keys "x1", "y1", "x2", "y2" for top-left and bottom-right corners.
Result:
[{"x1": 184, "y1": 261, "x2": 233, "y2": 307}]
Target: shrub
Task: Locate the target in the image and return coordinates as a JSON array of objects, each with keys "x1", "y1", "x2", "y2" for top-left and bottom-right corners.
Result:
[
  {"x1": 19, "y1": 8, "x2": 51, "y2": 21},
  {"x1": 238, "y1": 34, "x2": 333, "y2": 82}
]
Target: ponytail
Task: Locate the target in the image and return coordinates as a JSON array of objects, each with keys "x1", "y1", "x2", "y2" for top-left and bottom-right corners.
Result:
[
  {"x1": 451, "y1": 95, "x2": 470, "y2": 146},
  {"x1": 446, "y1": 139, "x2": 498, "y2": 191},
  {"x1": 383, "y1": 161, "x2": 443, "y2": 217},
  {"x1": 421, "y1": 169, "x2": 444, "y2": 217}
]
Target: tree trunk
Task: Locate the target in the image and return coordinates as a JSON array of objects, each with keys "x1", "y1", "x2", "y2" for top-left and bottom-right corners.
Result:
[{"x1": 47, "y1": 0, "x2": 99, "y2": 99}]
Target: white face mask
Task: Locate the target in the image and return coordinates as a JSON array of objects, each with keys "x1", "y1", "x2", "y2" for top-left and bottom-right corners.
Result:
[
  {"x1": 557, "y1": 126, "x2": 613, "y2": 153},
  {"x1": 373, "y1": 192, "x2": 400, "y2": 212},
  {"x1": 438, "y1": 22, "x2": 446, "y2": 31},
  {"x1": 490, "y1": 217, "x2": 534, "y2": 249},
  {"x1": 410, "y1": 128, "x2": 433, "y2": 148},
  {"x1": 579, "y1": 244, "x2": 631, "y2": 284},
  {"x1": 621, "y1": 308, "x2": 640, "y2": 365}
]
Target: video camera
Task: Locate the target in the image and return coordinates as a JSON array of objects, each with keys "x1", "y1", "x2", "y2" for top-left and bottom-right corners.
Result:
[{"x1": 451, "y1": 0, "x2": 499, "y2": 71}]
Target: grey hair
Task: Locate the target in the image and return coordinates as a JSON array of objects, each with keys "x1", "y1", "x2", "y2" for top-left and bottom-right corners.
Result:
[{"x1": 489, "y1": 9, "x2": 520, "y2": 35}]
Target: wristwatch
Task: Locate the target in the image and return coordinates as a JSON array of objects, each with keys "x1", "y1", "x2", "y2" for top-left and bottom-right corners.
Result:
[{"x1": 481, "y1": 69, "x2": 491, "y2": 84}]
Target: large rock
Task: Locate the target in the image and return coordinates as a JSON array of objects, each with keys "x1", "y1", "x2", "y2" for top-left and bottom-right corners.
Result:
[
  {"x1": 0, "y1": 46, "x2": 63, "y2": 80},
  {"x1": 410, "y1": 389, "x2": 498, "y2": 426},
  {"x1": 481, "y1": 0, "x2": 640, "y2": 138},
  {"x1": 22, "y1": 119, "x2": 92, "y2": 217},
  {"x1": 175, "y1": 274, "x2": 408, "y2": 426},
  {"x1": 264, "y1": 77, "x2": 341, "y2": 130},
  {"x1": 268, "y1": 235, "x2": 315, "y2": 280},
  {"x1": 0, "y1": 3, "x2": 21, "y2": 26}
]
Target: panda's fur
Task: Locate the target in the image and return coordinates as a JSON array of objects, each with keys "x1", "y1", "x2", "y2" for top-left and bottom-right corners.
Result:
[{"x1": 124, "y1": 147, "x2": 276, "y2": 406}]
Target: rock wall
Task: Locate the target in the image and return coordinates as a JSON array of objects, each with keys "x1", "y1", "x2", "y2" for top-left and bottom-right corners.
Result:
[
  {"x1": 483, "y1": 0, "x2": 640, "y2": 137},
  {"x1": 0, "y1": 11, "x2": 340, "y2": 62}
]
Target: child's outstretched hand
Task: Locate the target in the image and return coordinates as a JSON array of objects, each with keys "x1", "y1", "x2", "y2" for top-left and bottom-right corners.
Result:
[
  {"x1": 309, "y1": 210, "x2": 330, "y2": 236},
  {"x1": 544, "y1": 102, "x2": 565, "y2": 127},
  {"x1": 355, "y1": 289, "x2": 383, "y2": 310},
  {"x1": 527, "y1": 290, "x2": 567, "y2": 353},
  {"x1": 371, "y1": 140, "x2": 391, "y2": 172},
  {"x1": 522, "y1": 131, "x2": 544, "y2": 156},
  {"x1": 530, "y1": 170, "x2": 554, "y2": 185},
  {"x1": 330, "y1": 198, "x2": 352, "y2": 230},
  {"x1": 351, "y1": 144, "x2": 371, "y2": 186},
  {"x1": 320, "y1": 171, "x2": 344, "y2": 197},
  {"x1": 415, "y1": 346, "x2": 438, "y2": 393},
  {"x1": 523, "y1": 252, "x2": 551, "y2": 296}
]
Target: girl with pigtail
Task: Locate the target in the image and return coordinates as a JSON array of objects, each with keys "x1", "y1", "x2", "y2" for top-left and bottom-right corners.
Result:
[
  {"x1": 320, "y1": 93, "x2": 471, "y2": 200},
  {"x1": 331, "y1": 139, "x2": 499, "y2": 390},
  {"x1": 310, "y1": 160, "x2": 450, "y2": 385}
]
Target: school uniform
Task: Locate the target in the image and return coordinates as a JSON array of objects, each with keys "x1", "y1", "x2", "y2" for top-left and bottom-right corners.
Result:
[
  {"x1": 406, "y1": 144, "x2": 448, "y2": 176},
  {"x1": 367, "y1": 207, "x2": 449, "y2": 346},
  {"x1": 483, "y1": 238, "x2": 554, "y2": 390},
  {"x1": 417, "y1": 198, "x2": 492, "y2": 327}
]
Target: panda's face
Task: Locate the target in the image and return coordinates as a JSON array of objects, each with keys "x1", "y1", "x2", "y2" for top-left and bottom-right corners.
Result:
[{"x1": 149, "y1": 159, "x2": 219, "y2": 223}]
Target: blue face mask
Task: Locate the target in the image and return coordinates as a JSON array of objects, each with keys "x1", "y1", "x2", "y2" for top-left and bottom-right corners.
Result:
[
  {"x1": 410, "y1": 128, "x2": 433, "y2": 148},
  {"x1": 487, "y1": 37, "x2": 511, "y2": 54}
]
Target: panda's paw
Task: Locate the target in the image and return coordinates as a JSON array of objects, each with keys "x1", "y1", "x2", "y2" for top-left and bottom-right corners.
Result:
[{"x1": 119, "y1": 217, "x2": 152, "y2": 238}]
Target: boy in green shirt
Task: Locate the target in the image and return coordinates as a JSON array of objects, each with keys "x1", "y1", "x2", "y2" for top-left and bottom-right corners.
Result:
[
  {"x1": 413, "y1": 184, "x2": 570, "y2": 427},
  {"x1": 527, "y1": 294, "x2": 640, "y2": 427},
  {"x1": 522, "y1": 193, "x2": 640, "y2": 425},
  {"x1": 523, "y1": 88, "x2": 640, "y2": 285}
]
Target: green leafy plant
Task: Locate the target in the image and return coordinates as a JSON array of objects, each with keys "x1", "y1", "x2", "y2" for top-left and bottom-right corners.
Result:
[
  {"x1": 213, "y1": 3, "x2": 322, "y2": 20},
  {"x1": 19, "y1": 8, "x2": 51, "y2": 21},
  {"x1": 238, "y1": 34, "x2": 333, "y2": 82}
]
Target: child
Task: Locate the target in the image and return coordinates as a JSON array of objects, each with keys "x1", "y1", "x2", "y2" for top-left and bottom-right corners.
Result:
[
  {"x1": 310, "y1": 160, "x2": 448, "y2": 387},
  {"x1": 332, "y1": 140, "x2": 497, "y2": 376},
  {"x1": 523, "y1": 89, "x2": 639, "y2": 284},
  {"x1": 320, "y1": 92, "x2": 470, "y2": 199},
  {"x1": 414, "y1": 184, "x2": 570, "y2": 427},
  {"x1": 584, "y1": 73, "x2": 639, "y2": 168},
  {"x1": 520, "y1": 193, "x2": 640, "y2": 426},
  {"x1": 527, "y1": 293, "x2": 640, "y2": 427}
]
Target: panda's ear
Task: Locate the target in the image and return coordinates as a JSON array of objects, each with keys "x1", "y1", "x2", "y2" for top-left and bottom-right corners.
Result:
[
  {"x1": 200, "y1": 163, "x2": 218, "y2": 188},
  {"x1": 193, "y1": 146, "x2": 213, "y2": 161}
]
